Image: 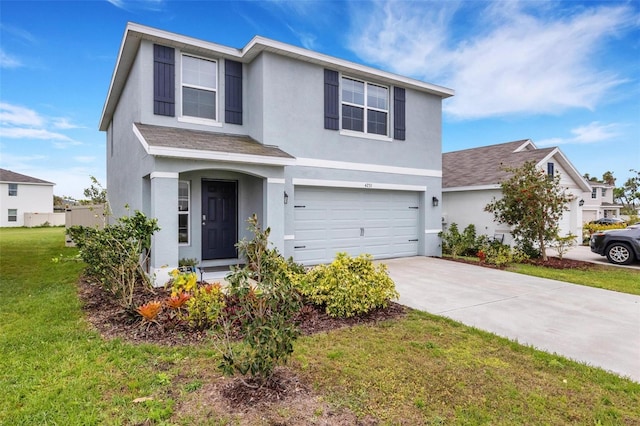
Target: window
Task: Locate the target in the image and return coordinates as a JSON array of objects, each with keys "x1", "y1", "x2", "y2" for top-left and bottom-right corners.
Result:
[
  {"x1": 8, "y1": 183, "x2": 17, "y2": 196},
  {"x1": 591, "y1": 188, "x2": 597, "y2": 199},
  {"x1": 178, "y1": 181, "x2": 190, "y2": 244},
  {"x1": 341, "y1": 77, "x2": 388, "y2": 136},
  {"x1": 547, "y1": 162, "x2": 554, "y2": 177},
  {"x1": 602, "y1": 188, "x2": 607, "y2": 197},
  {"x1": 8, "y1": 209, "x2": 17, "y2": 222},
  {"x1": 182, "y1": 55, "x2": 217, "y2": 121}
]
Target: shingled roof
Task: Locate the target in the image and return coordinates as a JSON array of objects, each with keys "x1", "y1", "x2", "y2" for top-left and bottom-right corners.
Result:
[
  {"x1": 0, "y1": 168, "x2": 54, "y2": 185},
  {"x1": 442, "y1": 140, "x2": 558, "y2": 189},
  {"x1": 134, "y1": 123, "x2": 295, "y2": 164}
]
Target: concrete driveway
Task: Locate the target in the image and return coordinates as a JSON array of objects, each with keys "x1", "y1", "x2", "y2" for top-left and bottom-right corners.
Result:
[{"x1": 383, "y1": 256, "x2": 640, "y2": 382}]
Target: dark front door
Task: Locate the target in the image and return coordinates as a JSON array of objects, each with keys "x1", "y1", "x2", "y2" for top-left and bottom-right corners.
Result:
[{"x1": 202, "y1": 180, "x2": 237, "y2": 260}]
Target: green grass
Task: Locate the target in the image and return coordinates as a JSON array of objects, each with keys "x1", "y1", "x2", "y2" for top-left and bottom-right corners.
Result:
[
  {"x1": 508, "y1": 263, "x2": 640, "y2": 295},
  {"x1": 2, "y1": 228, "x2": 639, "y2": 424}
]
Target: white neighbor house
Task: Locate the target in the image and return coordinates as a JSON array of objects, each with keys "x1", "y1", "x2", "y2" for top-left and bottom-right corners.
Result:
[
  {"x1": 0, "y1": 168, "x2": 56, "y2": 227},
  {"x1": 581, "y1": 182, "x2": 621, "y2": 222},
  {"x1": 442, "y1": 140, "x2": 591, "y2": 245}
]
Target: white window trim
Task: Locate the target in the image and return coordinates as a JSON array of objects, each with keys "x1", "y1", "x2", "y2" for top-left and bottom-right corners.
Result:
[
  {"x1": 8, "y1": 183, "x2": 17, "y2": 196},
  {"x1": 341, "y1": 75, "x2": 390, "y2": 138},
  {"x1": 8, "y1": 209, "x2": 17, "y2": 222},
  {"x1": 178, "y1": 180, "x2": 190, "y2": 246},
  {"x1": 180, "y1": 53, "x2": 219, "y2": 124}
]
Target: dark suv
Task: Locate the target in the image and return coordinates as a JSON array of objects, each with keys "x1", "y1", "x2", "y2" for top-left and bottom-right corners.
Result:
[{"x1": 590, "y1": 225, "x2": 640, "y2": 265}]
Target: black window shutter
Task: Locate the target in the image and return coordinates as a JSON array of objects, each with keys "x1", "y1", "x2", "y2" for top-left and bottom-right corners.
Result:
[
  {"x1": 324, "y1": 69, "x2": 339, "y2": 130},
  {"x1": 394, "y1": 87, "x2": 406, "y2": 140},
  {"x1": 225, "y1": 60, "x2": 243, "y2": 125},
  {"x1": 153, "y1": 44, "x2": 175, "y2": 117}
]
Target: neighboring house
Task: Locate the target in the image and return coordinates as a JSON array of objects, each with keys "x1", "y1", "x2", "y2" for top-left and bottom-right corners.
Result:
[
  {"x1": 442, "y1": 140, "x2": 591, "y2": 245},
  {"x1": 99, "y1": 23, "x2": 454, "y2": 284},
  {"x1": 0, "y1": 168, "x2": 55, "y2": 227},
  {"x1": 581, "y1": 182, "x2": 621, "y2": 222}
]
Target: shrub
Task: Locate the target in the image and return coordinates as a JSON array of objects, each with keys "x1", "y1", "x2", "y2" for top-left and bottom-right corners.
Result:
[
  {"x1": 549, "y1": 233, "x2": 577, "y2": 260},
  {"x1": 213, "y1": 214, "x2": 303, "y2": 385},
  {"x1": 298, "y1": 252, "x2": 399, "y2": 318},
  {"x1": 68, "y1": 210, "x2": 159, "y2": 311},
  {"x1": 440, "y1": 223, "x2": 487, "y2": 257},
  {"x1": 183, "y1": 283, "x2": 225, "y2": 329},
  {"x1": 481, "y1": 241, "x2": 529, "y2": 267},
  {"x1": 166, "y1": 269, "x2": 197, "y2": 296}
]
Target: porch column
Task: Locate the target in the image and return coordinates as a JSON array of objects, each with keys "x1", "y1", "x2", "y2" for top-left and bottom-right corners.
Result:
[
  {"x1": 263, "y1": 178, "x2": 285, "y2": 254},
  {"x1": 150, "y1": 172, "x2": 179, "y2": 286}
]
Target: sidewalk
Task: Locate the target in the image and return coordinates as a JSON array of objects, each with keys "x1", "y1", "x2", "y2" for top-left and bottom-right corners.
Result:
[{"x1": 547, "y1": 245, "x2": 639, "y2": 269}]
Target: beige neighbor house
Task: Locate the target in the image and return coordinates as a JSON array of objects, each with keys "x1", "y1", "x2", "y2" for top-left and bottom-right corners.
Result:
[
  {"x1": 442, "y1": 140, "x2": 591, "y2": 246},
  {"x1": 581, "y1": 181, "x2": 621, "y2": 222},
  {"x1": 0, "y1": 168, "x2": 63, "y2": 227}
]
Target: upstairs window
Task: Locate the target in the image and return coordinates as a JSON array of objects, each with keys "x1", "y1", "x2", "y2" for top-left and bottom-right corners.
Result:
[
  {"x1": 8, "y1": 183, "x2": 17, "y2": 196},
  {"x1": 547, "y1": 162, "x2": 554, "y2": 177},
  {"x1": 341, "y1": 77, "x2": 388, "y2": 136},
  {"x1": 602, "y1": 188, "x2": 607, "y2": 197},
  {"x1": 591, "y1": 188, "x2": 597, "y2": 199},
  {"x1": 178, "y1": 181, "x2": 190, "y2": 244},
  {"x1": 182, "y1": 55, "x2": 217, "y2": 121}
]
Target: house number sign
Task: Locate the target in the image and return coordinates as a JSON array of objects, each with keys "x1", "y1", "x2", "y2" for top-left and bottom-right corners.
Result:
[{"x1": 364, "y1": 183, "x2": 373, "y2": 188}]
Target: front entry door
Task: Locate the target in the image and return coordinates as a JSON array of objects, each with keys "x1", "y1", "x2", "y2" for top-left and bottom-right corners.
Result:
[{"x1": 202, "y1": 180, "x2": 237, "y2": 260}]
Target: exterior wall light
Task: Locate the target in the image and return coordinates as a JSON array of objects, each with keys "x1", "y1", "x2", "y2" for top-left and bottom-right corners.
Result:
[
  {"x1": 579, "y1": 199, "x2": 584, "y2": 206},
  {"x1": 432, "y1": 196, "x2": 439, "y2": 207},
  {"x1": 284, "y1": 191, "x2": 289, "y2": 204}
]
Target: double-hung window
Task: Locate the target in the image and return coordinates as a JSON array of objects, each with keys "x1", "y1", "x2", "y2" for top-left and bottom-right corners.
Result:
[
  {"x1": 182, "y1": 55, "x2": 217, "y2": 121},
  {"x1": 178, "y1": 181, "x2": 190, "y2": 244},
  {"x1": 341, "y1": 77, "x2": 388, "y2": 136},
  {"x1": 8, "y1": 209, "x2": 17, "y2": 222},
  {"x1": 591, "y1": 188, "x2": 597, "y2": 199},
  {"x1": 8, "y1": 183, "x2": 17, "y2": 196}
]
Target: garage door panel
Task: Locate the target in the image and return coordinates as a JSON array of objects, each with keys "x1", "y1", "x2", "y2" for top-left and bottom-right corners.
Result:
[{"x1": 293, "y1": 186, "x2": 421, "y2": 265}]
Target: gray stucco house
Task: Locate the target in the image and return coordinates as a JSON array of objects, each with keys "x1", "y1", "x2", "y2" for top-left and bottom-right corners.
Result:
[{"x1": 99, "y1": 23, "x2": 453, "y2": 284}]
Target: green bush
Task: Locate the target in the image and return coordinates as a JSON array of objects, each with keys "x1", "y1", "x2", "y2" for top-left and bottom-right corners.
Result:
[
  {"x1": 298, "y1": 252, "x2": 399, "y2": 318},
  {"x1": 183, "y1": 283, "x2": 225, "y2": 329},
  {"x1": 440, "y1": 223, "x2": 488, "y2": 257},
  {"x1": 67, "y1": 210, "x2": 159, "y2": 311},
  {"x1": 213, "y1": 214, "x2": 303, "y2": 385},
  {"x1": 480, "y1": 241, "x2": 529, "y2": 267}
]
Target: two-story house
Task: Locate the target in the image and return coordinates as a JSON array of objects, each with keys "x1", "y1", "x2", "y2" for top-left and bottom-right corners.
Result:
[
  {"x1": 99, "y1": 23, "x2": 454, "y2": 284},
  {"x1": 441, "y1": 140, "x2": 591, "y2": 245},
  {"x1": 581, "y1": 182, "x2": 621, "y2": 222},
  {"x1": 0, "y1": 168, "x2": 56, "y2": 227}
]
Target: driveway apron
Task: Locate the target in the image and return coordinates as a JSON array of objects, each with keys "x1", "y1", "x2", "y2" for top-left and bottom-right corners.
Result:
[{"x1": 383, "y1": 257, "x2": 640, "y2": 382}]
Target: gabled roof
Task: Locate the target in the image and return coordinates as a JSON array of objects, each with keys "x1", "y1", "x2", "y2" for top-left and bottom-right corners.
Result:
[
  {"x1": 0, "y1": 168, "x2": 54, "y2": 185},
  {"x1": 100, "y1": 22, "x2": 454, "y2": 131},
  {"x1": 133, "y1": 123, "x2": 295, "y2": 166},
  {"x1": 443, "y1": 140, "x2": 591, "y2": 192}
]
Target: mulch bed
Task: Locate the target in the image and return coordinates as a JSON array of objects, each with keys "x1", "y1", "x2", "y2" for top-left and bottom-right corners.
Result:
[
  {"x1": 442, "y1": 255, "x2": 597, "y2": 270},
  {"x1": 77, "y1": 277, "x2": 407, "y2": 347}
]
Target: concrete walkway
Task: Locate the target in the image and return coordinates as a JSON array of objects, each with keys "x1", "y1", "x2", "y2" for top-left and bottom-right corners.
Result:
[
  {"x1": 383, "y1": 257, "x2": 640, "y2": 382},
  {"x1": 548, "y1": 244, "x2": 640, "y2": 269}
]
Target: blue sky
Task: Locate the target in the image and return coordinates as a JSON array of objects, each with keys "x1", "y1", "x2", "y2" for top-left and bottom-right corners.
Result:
[{"x1": 1, "y1": 0, "x2": 638, "y2": 199}]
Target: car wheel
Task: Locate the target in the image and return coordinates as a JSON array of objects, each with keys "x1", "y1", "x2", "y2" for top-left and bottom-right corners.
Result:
[{"x1": 605, "y1": 243, "x2": 634, "y2": 265}]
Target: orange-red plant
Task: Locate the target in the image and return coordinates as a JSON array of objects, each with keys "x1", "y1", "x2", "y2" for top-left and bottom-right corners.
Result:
[
  {"x1": 165, "y1": 292, "x2": 191, "y2": 309},
  {"x1": 136, "y1": 301, "x2": 163, "y2": 322}
]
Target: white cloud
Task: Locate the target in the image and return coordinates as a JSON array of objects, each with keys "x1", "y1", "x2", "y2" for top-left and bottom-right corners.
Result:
[
  {"x1": 106, "y1": 0, "x2": 165, "y2": 12},
  {"x1": 73, "y1": 156, "x2": 96, "y2": 163},
  {"x1": 0, "y1": 102, "x2": 82, "y2": 149},
  {"x1": 537, "y1": 122, "x2": 621, "y2": 146},
  {"x1": 349, "y1": 2, "x2": 638, "y2": 120},
  {"x1": 0, "y1": 49, "x2": 22, "y2": 69},
  {"x1": 0, "y1": 102, "x2": 43, "y2": 126}
]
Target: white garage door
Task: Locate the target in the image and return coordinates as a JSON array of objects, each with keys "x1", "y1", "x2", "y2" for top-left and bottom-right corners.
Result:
[{"x1": 293, "y1": 186, "x2": 420, "y2": 265}]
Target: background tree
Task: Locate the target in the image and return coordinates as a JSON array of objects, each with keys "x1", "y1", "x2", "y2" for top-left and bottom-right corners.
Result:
[
  {"x1": 81, "y1": 176, "x2": 108, "y2": 205},
  {"x1": 602, "y1": 171, "x2": 616, "y2": 186},
  {"x1": 485, "y1": 161, "x2": 571, "y2": 261},
  {"x1": 614, "y1": 169, "x2": 640, "y2": 214}
]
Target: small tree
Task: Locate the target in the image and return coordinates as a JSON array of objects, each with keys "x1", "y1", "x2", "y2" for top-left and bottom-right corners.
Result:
[
  {"x1": 485, "y1": 161, "x2": 571, "y2": 261},
  {"x1": 614, "y1": 169, "x2": 640, "y2": 215}
]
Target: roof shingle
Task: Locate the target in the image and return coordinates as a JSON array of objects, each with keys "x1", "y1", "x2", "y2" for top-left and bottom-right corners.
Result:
[
  {"x1": 443, "y1": 140, "x2": 555, "y2": 188},
  {"x1": 0, "y1": 168, "x2": 54, "y2": 185}
]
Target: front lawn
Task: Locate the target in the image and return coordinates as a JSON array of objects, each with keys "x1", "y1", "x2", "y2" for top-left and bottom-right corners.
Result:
[{"x1": 1, "y1": 227, "x2": 639, "y2": 424}]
